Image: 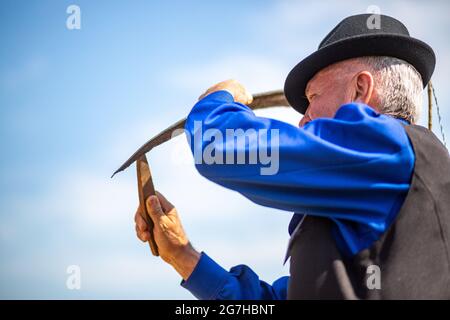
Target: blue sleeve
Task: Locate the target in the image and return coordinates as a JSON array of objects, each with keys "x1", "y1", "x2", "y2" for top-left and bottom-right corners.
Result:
[
  {"x1": 185, "y1": 91, "x2": 415, "y2": 255},
  {"x1": 181, "y1": 252, "x2": 288, "y2": 300}
]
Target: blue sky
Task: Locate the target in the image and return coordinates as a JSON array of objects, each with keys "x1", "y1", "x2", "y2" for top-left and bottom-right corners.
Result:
[{"x1": 0, "y1": 0, "x2": 449, "y2": 299}]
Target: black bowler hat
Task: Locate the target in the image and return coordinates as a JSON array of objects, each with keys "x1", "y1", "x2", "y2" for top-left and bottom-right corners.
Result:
[{"x1": 284, "y1": 14, "x2": 436, "y2": 114}]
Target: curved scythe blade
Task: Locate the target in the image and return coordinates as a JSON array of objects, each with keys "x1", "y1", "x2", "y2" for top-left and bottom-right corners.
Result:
[{"x1": 111, "y1": 89, "x2": 289, "y2": 177}]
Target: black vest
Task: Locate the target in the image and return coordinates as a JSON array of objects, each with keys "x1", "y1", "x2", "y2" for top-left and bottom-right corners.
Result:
[{"x1": 286, "y1": 124, "x2": 450, "y2": 299}]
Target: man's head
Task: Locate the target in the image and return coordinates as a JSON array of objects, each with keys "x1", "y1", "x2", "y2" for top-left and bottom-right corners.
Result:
[
  {"x1": 299, "y1": 56, "x2": 424, "y2": 127},
  {"x1": 284, "y1": 14, "x2": 435, "y2": 119}
]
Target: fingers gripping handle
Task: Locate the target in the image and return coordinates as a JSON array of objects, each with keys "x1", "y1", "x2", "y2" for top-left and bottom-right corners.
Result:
[{"x1": 137, "y1": 155, "x2": 159, "y2": 256}]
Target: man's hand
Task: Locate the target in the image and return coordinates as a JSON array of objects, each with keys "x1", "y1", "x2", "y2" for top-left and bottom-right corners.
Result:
[
  {"x1": 134, "y1": 191, "x2": 200, "y2": 280},
  {"x1": 199, "y1": 79, "x2": 253, "y2": 105}
]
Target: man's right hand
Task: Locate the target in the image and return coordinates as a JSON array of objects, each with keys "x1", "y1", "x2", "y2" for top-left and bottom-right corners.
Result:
[
  {"x1": 134, "y1": 191, "x2": 200, "y2": 280},
  {"x1": 198, "y1": 79, "x2": 253, "y2": 105}
]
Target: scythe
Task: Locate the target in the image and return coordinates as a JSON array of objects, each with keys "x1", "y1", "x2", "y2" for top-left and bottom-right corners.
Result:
[{"x1": 112, "y1": 90, "x2": 290, "y2": 255}]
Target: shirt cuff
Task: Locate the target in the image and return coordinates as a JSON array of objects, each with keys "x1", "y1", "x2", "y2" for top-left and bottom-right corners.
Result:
[{"x1": 180, "y1": 252, "x2": 229, "y2": 300}]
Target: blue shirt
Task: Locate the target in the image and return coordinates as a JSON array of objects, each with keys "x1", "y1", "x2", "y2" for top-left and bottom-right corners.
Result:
[{"x1": 181, "y1": 90, "x2": 415, "y2": 300}]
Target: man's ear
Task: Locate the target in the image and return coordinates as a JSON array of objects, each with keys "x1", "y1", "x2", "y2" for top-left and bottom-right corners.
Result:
[{"x1": 352, "y1": 71, "x2": 374, "y2": 104}]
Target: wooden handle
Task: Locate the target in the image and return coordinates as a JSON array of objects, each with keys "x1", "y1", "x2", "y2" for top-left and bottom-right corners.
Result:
[{"x1": 137, "y1": 155, "x2": 159, "y2": 256}]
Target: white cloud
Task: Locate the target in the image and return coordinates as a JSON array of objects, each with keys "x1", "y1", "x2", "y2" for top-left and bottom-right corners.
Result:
[
  {"x1": 168, "y1": 55, "x2": 288, "y2": 95},
  {"x1": 0, "y1": 161, "x2": 292, "y2": 299},
  {"x1": 1, "y1": 164, "x2": 291, "y2": 299}
]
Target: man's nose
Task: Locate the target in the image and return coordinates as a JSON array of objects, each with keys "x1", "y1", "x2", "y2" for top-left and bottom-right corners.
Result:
[{"x1": 299, "y1": 113, "x2": 312, "y2": 127}]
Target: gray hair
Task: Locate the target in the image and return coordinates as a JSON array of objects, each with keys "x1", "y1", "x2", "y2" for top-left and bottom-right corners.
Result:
[{"x1": 358, "y1": 56, "x2": 423, "y2": 123}]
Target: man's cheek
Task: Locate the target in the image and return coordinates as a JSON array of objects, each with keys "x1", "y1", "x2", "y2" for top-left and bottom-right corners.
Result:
[{"x1": 317, "y1": 98, "x2": 341, "y2": 118}]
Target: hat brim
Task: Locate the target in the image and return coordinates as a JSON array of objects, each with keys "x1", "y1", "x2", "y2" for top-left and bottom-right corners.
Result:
[{"x1": 284, "y1": 34, "x2": 436, "y2": 114}]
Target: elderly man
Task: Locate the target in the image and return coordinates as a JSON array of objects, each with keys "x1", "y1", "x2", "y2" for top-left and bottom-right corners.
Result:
[{"x1": 134, "y1": 14, "x2": 450, "y2": 299}]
